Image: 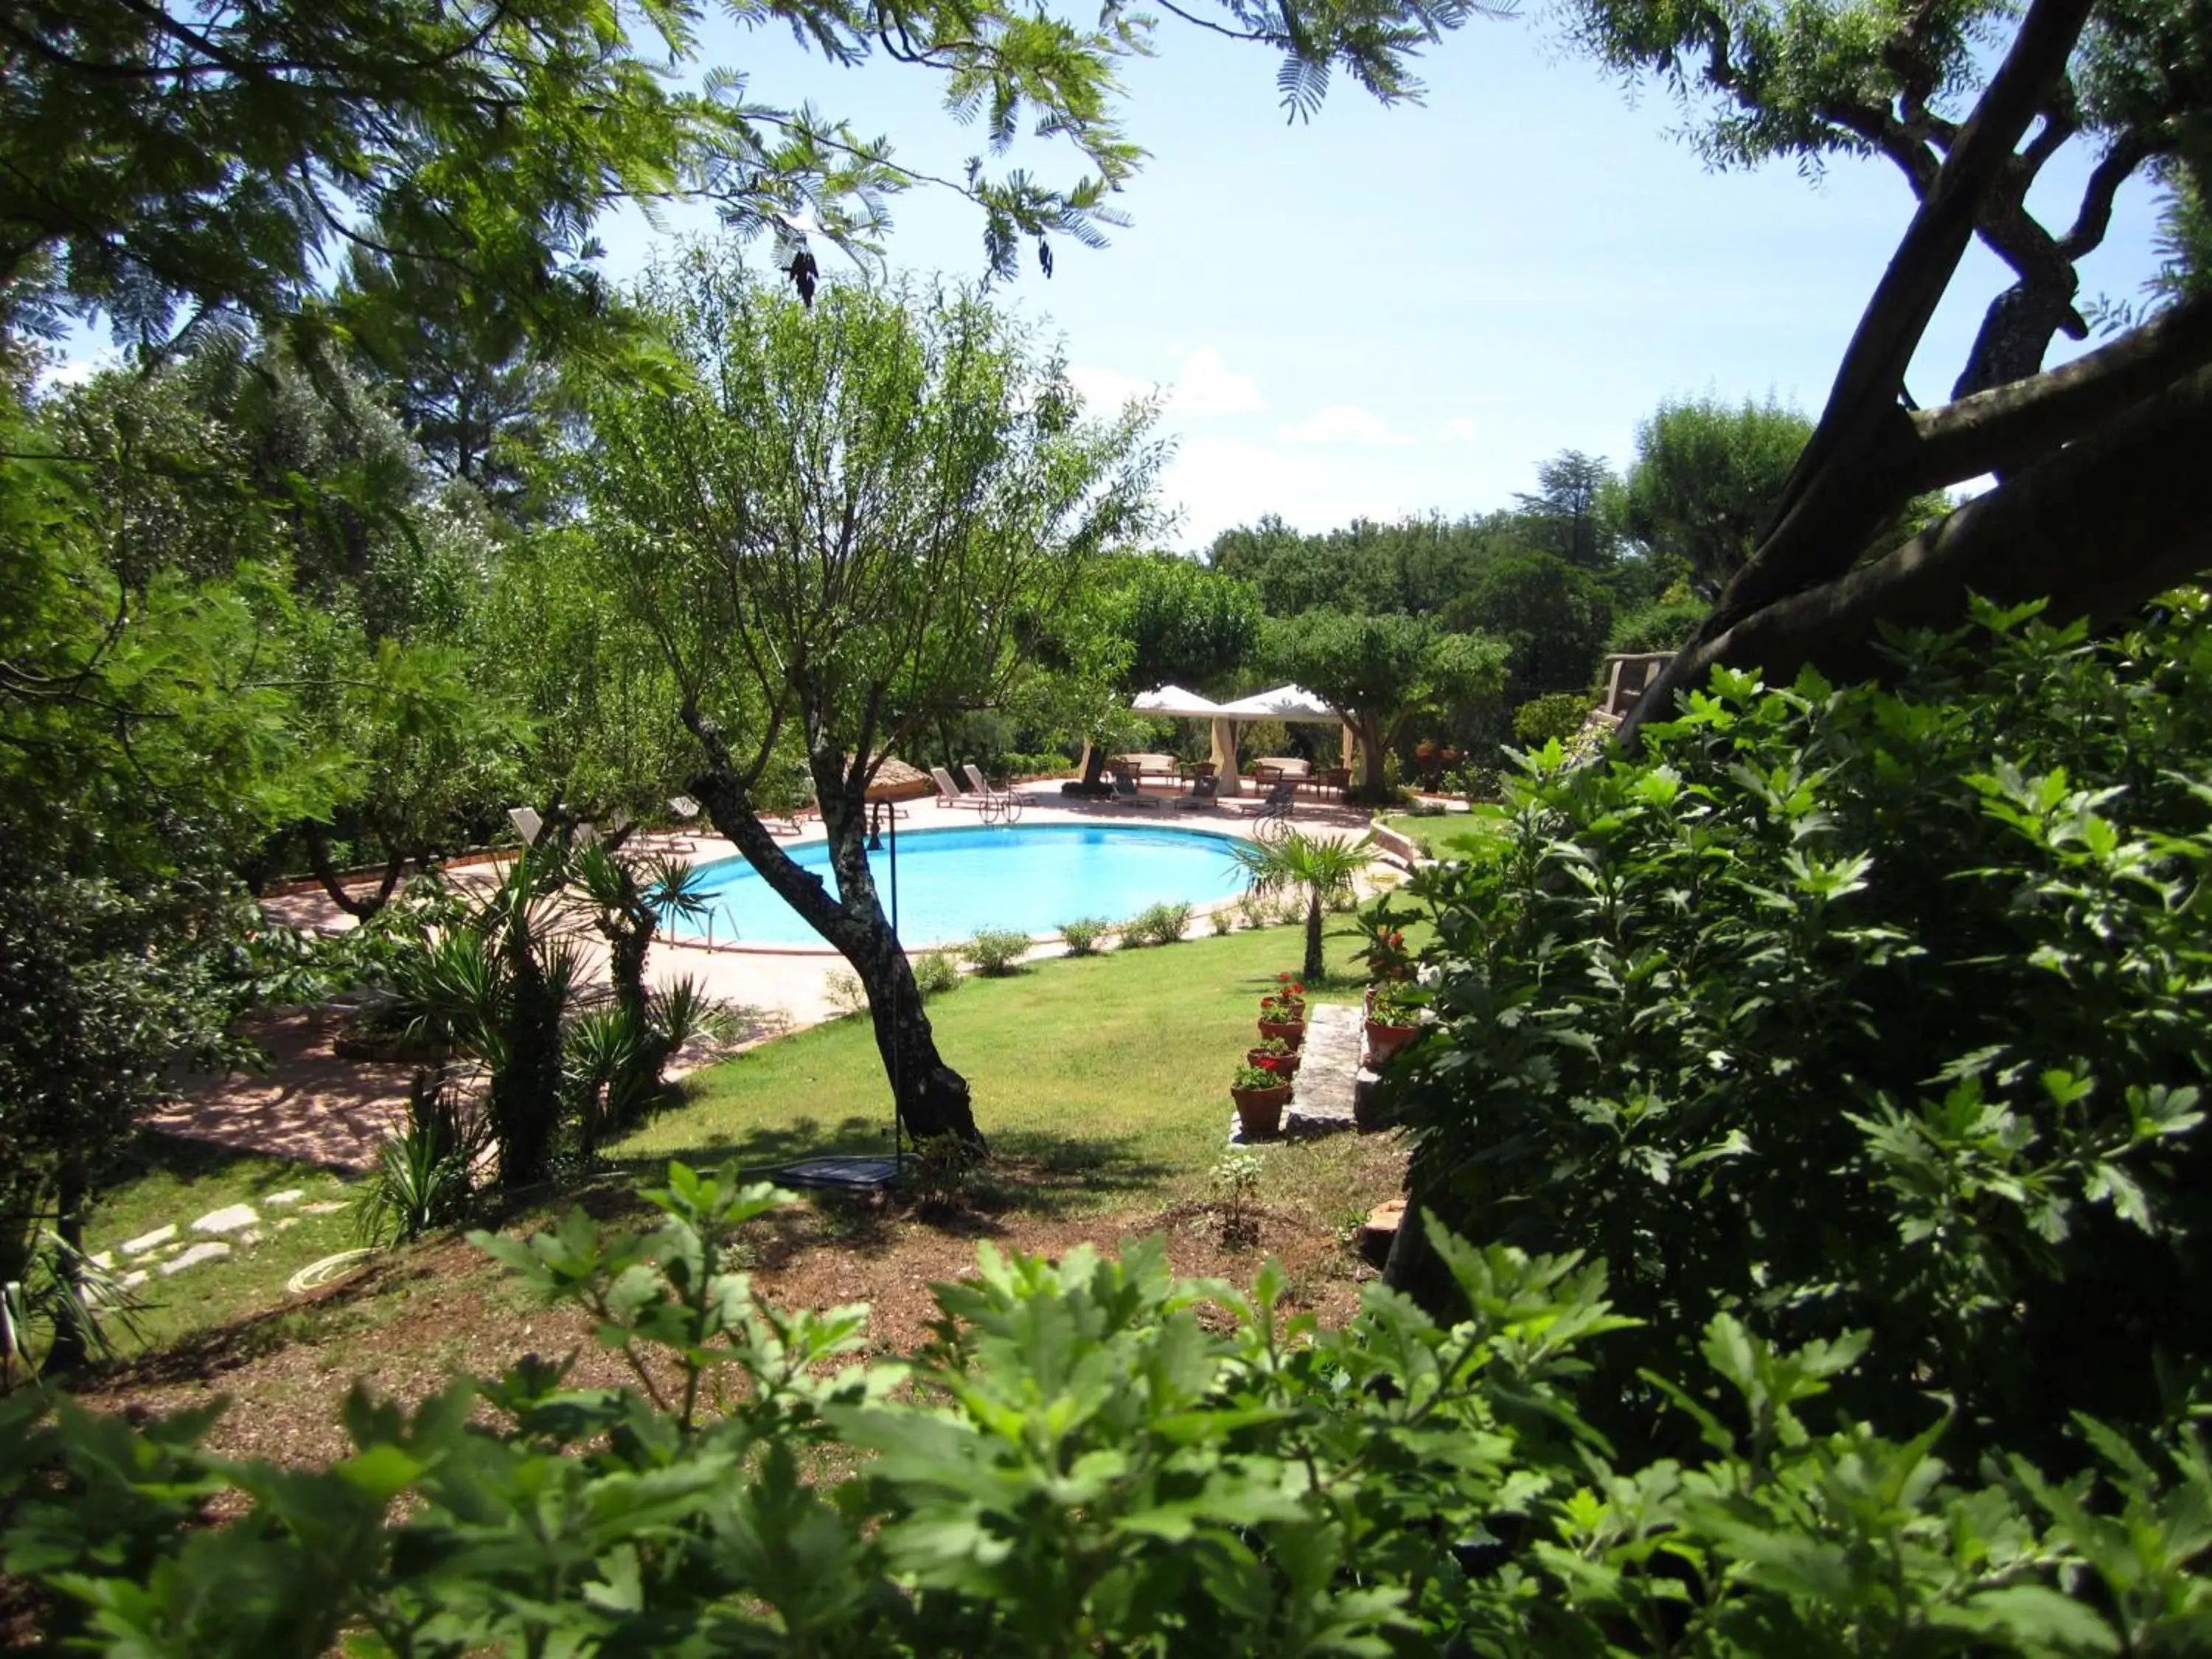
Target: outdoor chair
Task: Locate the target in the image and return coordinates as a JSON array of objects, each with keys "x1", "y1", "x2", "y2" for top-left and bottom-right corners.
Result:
[
  {"x1": 1252, "y1": 778, "x2": 1296, "y2": 841},
  {"x1": 1110, "y1": 767, "x2": 1164, "y2": 810},
  {"x1": 931, "y1": 765, "x2": 989, "y2": 809},
  {"x1": 962, "y1": 763, "x2": 1026, "y2": 824},
  {"x1": 1173, "y1": 773, "x2": 1220, "y2": 810}
]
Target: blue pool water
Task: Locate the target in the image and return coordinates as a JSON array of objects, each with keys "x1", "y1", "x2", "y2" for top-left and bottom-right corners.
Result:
[{"x1": 673, "y1": 824, "x2": 1245, "y2": 947}]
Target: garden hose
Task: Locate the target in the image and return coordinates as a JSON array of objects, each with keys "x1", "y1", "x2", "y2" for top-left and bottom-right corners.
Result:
[{"x1": 286, "y1": 1249, "x2": 375, "y2": 1296}]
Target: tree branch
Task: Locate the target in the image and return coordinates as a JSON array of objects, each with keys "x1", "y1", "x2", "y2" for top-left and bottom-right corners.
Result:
[{"x1": 1899, "y1": 292, "x2": 2212, "y2": 490}]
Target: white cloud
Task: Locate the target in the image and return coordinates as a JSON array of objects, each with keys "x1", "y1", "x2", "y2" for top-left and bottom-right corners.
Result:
[
  {"x1": 36, "y1": 350, "x2": 119, "y2": 392},
  {"x1": 1160, "y1": 434, "x2": 1421, "y2": 550},
  {"x1": 1439, "y1": 415, "x2": 1480, "y2": 442},
  {"x1": 1066, "y1": 346, "x2": 1266, "y2": 420},
  {"x1": 1171, "y1": 347, "x2": 1266, "y2": 417},
  {"x1": 1276, "y1": 404, "x2": 1413, "y2": 446}
]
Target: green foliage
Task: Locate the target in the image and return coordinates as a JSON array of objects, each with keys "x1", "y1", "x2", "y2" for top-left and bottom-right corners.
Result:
[
  {"x1": 1607, "y1": 595, "x2": 1708, "y2": 656},
  {"x1": 963, "y1": 928, "x2": 1034, "y2": 975},
  {"x1": 1442, "y1": 549, "x2": 1615, "y2": 700},
  {"x1": 1208, "y1": 1151, "x2": 1266, "y2": 1245},
  {"x1": 1262, "y1": 611, "x2": 1508, "y2": 794},
  {"x1": 9, "y1": 1163, "x2": 2212, "y2": 1652},
  {"x1": 1390, "y1": 592, "x2": 2212, "y2": 1469},
  {"x1": 1231, "y1": 832, "x2": 1373, "y2": 981},
  {"x1": 1511, "y1": 691, "x2": 1591, "y2": 747},
  {"x1": 910, "y1": 950, "x2": 965, "y2": 997},
  {"x1": 1510, "y1": 448, "x2": 1621, "y2": 568},
  {"x1": 1057, "y1": 917, "x2": 1113, "y2": 955},
  {"x1": 1124, "y1": 901, "x2": 1195, "y2": 946},
  {"x1": 1621, "y1": 394, "x2": 1810, "y2": 598},
  {"x1": 352, "y1": 1078, "x2": 481, "y2": 1249}
]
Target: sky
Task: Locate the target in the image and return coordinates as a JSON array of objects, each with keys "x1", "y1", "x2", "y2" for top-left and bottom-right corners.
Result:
[{"x1": 60, "y1": 4, "x2": 2171, "y2": 553}]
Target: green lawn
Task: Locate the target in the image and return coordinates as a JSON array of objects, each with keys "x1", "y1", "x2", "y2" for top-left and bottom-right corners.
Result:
[
  {"x1": 77, "y1": 1136, "x2": 362, "y2": 1357},
  {"x1": 1380, "y1": 806, "x2": 1509, "y2": 861},
  {"x1": 614, "y1": 920, "x2": 1394, "y2": 1223}
]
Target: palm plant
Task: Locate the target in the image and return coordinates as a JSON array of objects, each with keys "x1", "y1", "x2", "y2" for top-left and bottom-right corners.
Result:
[{"x1": 1229, "y1": 831, "x2": 1373, "y2": 981}]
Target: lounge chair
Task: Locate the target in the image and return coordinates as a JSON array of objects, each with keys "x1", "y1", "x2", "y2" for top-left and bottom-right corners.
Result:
[
  {"x1": 1110, "y1": 768, "x2": 1164, "y2": 810},
  {"x1": 931, "y1": 765, "x2": 988, "y2": 810},
  {"x1": 1251, "y1": 778, "x2": 1296, "y2": 840},
  {"x1": 962, "y1": 764, "x2": 1025, "y2": 824},
  {"x1": 1173, "y1": 774, "x2": 1220, "y2": 810}
]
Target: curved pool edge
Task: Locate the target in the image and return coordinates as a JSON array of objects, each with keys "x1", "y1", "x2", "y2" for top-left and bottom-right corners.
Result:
[{"x1": 655, "y1": 821, "x2": 1259, "y2": 955}]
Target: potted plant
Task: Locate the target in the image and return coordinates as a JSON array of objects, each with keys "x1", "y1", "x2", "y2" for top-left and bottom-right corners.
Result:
[
  {"x1": 1365, "y1": 980, "x2": 1424, "y2": 1063},
  {"x1": 1257, "y1": 973, "x2": 1307, "y2": 1046},
  {"x1": 1231, "y1": 1060, "x2": 1292, "y2": 1138},
  {"x1": 1246, "y1": 1034, "x2": 1301, "y2": 1079}
]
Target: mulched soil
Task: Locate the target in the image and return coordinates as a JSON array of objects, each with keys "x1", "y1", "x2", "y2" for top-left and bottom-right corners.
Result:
[{"x1": 60, "y1": 1186, "x2": 1382, "y2": 1472}]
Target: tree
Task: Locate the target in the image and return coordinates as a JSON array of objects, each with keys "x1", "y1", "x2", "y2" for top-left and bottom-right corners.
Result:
[
  {"x1": 1511, "y1": 451, "x2": 1619, "y2": 568},
  {"x1": 1442, "y1": 551, "x2": 1614, "y2": 700},
  {"x1": 568, "y1": 257, "x2": 1159, "y2": 1145},
  {"x1": 1230, "y1": 832, "x2": 1374, "y2": 980},
  {"x1": 1562, "y1": 0, "x2": 2211, "y2": 399},
  {"x1": 1620, "y1": 396, "x2": 1812, "y2": 599},
  {"x1": 1611, "y1": 0, "x2": 2212, "y2": 736},
  {"x1": 1262, "y1": 611, "x2": 1508, "y2": 796}
]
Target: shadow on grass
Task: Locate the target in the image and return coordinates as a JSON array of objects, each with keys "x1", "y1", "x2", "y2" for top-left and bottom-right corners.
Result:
[{"x1": 106, "y1": 1129, "x2": 359, "y2": 1192}]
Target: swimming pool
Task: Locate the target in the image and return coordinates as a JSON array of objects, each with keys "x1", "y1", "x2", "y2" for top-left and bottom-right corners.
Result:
[{"x1": 671, "y1": 824, "x2": 1246, "y2": 948}]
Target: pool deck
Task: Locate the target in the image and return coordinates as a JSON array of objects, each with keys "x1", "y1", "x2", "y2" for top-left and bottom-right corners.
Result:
[{"x1": 159, "y1": 783, "x2": 1377, "y2": 1169}]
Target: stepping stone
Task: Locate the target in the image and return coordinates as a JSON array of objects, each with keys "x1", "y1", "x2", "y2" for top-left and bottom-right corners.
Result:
[
  {"x1": 90, "y1": 1251, "x2": 114, "y2": 1270},
  {"x1": 119, "y1": 1269, "x2": 147, "y2": 1290},
  {"x1": 122, "y1": 1223, "x2": 177, "y2": 1256},
  {"x1": 276, "y1": 1217, "x2": 300, "y2": 1231},
  {"x1": 191, "y1": 1203, "x2": 260, "y2": 1235},
  {"x1": 301, "y1": 1200, "x2": 347, "y2": 1216},
  {"x1": 239, "y1": 1229, "x2": 262, "y2": 1247},
  {"x1": 160, "y1": 1241, "x2": 232, "y2": 1276},
  {"x1": 1284, "y1": 1004, "x2": 1360, "y2": 1139},
  {"x1": 264, "y1": 1189, "x2": 306, "y2": 1207}
]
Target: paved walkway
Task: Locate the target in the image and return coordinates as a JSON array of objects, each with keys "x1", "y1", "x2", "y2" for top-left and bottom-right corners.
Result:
[{"x1": 161, "y1": 782, "x2": 1380, "y2": 1170}]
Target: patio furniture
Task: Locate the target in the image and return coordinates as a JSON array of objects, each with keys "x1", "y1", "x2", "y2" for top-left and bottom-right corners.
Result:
[
  {"x1": 962, "y1": 763, "x2": 1026, "y2": 824},
  {"x1": 1176, "y1": 760, "x2": 1217, "y2": 791},
  {"x1": 1109, "y1": 767, "x2": 1164, "y2": 810},
  {"x1": 1305, "y1": 766, "x2": 1352, "y2": 801},
  {"x1": 1251, "y1": 778, "x2": 1297, "y2": 841},
  {"x1": 1174, "y1": 773, "x2": 1220, "y2": 810},
  {"x1": 931, "y1": 765, "x2": 990, "y2": 810}
]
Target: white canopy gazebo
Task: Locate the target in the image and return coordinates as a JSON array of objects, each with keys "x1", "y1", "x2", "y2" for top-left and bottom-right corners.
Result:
[{"x1": 1210, "y1": 684, "x2": 1357, "y2": 797}]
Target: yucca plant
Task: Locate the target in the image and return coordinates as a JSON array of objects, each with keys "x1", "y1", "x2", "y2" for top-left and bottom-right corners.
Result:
[
  {"x1": 1229, "y1": 831, "x2": 1374, "y2": 981},
  {"x1": 1, "y1": 1231, "x2": 149, "y2": 1383},
  {"x1": 353, "y1": 1075, "x2": 483, "y2": 1248}
]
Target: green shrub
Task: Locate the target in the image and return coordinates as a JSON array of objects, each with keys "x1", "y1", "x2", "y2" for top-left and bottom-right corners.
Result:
[
  {"x1": 822, "y1": 967, "x2": 868, "y2": 1014},
  {"x1": 1606, "y1": 596, "x2": 1706, "y2": 656},
  {"x1": 1390, "y1": 593, "x2": 2212, "y2": 1471},
  {"x1": 352, "y1": 1077, "x2": 480, "y2": 1248},
  {"x1": 1509, "y1": 690, "x2": 1590, "y2": 747},
  {"x1": 1057, "y1": 917, "x2": 1110, "y2": 955},
  {"x1": 1208, "y1": 905, "x2": 1234, "y2": 935},
  {"x1": 7, "y1": 1163, "x2": 2208, "y2": 1654},
  {"x1": 961, "y1": 928, "x2": 1032, "y2": 975},
  {"x1": 1124, "y1": 900, "x2": 1192, "y2": 946},
  {"x1": 908, "y1": 949, "x2": 962, "y2": 997}
]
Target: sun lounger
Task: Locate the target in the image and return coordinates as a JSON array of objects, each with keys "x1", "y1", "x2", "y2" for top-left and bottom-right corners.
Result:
[
  {"x1": 1110, "y1": 768, "x2": 1164, "y2": 810},
  {"x1": 931, "y1": 765, "x2": 987, "y2": 809},
  {"x1": 962, "y1": 764, "x2": 1025, "y2": 824}
]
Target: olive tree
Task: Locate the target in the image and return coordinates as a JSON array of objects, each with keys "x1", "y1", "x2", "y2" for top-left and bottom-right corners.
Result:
[{"x1": 568, "y1": 253, "x2": 1159, "y2": 1144}]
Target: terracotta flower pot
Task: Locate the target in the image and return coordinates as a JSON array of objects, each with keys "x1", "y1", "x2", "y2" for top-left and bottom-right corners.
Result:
[
  {"x1": 1247, "y1": 1046, "x2": 1301, "y2": 1079},
  {"x1": 1231, "y1": 1082, "x2": 1291, "y2": 1138},
  {"x1": 1365, "y1": 1018, "x2": 1419, "y2": 1063},
  {"x1": 1256, "y1": 1018, "x2": 1306, "y2": 1049}
]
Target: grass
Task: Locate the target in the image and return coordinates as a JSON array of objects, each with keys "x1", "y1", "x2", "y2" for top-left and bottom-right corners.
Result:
[
  {"x1": 1380, "y1": 805, "x2": 1510, "y2": 860},
  {"x1": 75, "y1": 1135, "x2": 363, "y2": 1357},
  {"x1": 613, "y1": 919, "x2": 1388, "y2": 1219}
]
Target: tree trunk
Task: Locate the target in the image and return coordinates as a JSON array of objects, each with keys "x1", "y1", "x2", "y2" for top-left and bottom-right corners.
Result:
[
  {"x1": 686, "y1": 726, "x2": 984, "y2": 1147},
  {"x1": 1627, "y1": 361, "x2": 2212, "y2": 708},
  {"x1": 304, "y1": 822, "x2": 406, "y2": 922},
  {"x1": 1304, "y1": 892, "x2": 1326, "y2": 983},
  {"x1": 1356, "y1": 713, "x2": 1388, "y2": 795}
]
